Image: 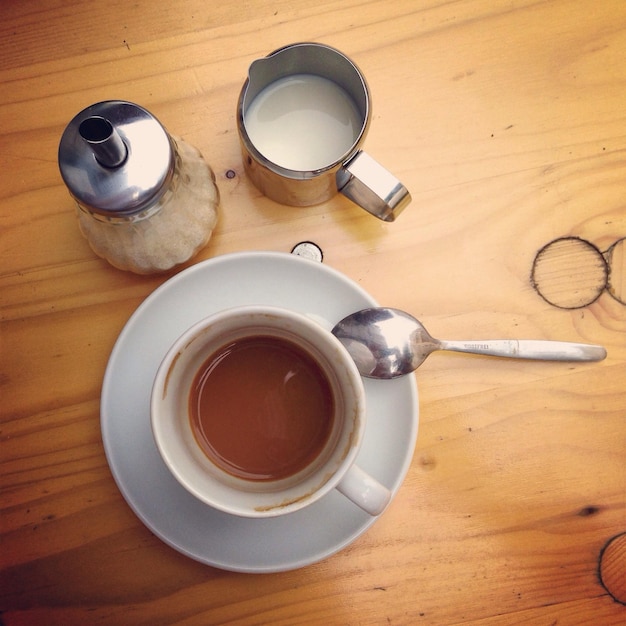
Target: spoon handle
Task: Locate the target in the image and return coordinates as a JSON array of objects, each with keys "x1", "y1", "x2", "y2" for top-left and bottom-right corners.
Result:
[{"x1": 438, "y1": 339, "x2": 607, "y2": 362}]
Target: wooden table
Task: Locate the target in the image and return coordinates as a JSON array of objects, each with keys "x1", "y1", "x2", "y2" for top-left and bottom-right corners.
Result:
[{"x1": 1, "y1": 1, "x2": 625, "y2": 623}]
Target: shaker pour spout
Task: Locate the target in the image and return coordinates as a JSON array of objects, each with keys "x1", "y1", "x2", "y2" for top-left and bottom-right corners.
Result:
[{"x1": 79, "y1": 116, "x2": 127, "y2": 168}]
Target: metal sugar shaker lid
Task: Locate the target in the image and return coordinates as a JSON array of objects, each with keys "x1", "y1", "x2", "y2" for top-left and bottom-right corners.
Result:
[{"x1": 58, "y1": 100, "x2": 174, "y2": 217}]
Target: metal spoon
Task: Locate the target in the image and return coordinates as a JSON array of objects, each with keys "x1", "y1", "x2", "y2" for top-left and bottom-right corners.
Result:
[{"x1": 331, "y1": 307, "x2": 607, "y2": 379}]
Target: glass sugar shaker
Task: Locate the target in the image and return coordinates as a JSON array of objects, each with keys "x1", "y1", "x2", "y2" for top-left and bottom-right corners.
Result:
[{"x1": 58, "y1": 100, "x2": 219, "y2": 274}]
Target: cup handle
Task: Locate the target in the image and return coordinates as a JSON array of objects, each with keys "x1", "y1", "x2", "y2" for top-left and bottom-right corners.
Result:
[
  {"x1": 338, "y1": 151, "x2": 411, "y2": 222},
  {"x1": 336, "y1": 463, "x2": 391, "y2": 516}
]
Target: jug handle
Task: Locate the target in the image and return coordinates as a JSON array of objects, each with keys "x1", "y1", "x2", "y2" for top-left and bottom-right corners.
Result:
[{"x1": 338, "y1": 151, "x2": 411, "y2": 222}]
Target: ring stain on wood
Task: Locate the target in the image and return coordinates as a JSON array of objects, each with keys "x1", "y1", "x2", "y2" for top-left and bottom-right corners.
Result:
[
  {"x1": 598, "y1": 532, "x2": 626, "y2": 605},
  {"x1": 531, "y1": 237, "x2": 609, "y2": 309},
  {"x1": 606, "y1": 237, "x2": 626, "y2": 305}
]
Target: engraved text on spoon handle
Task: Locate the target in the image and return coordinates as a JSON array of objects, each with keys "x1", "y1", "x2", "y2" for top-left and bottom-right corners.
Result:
[{"x1": 438, "y1": 339, "x2": 607, "y2": 362}]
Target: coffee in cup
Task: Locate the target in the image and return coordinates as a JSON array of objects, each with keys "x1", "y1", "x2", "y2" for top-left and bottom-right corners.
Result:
[
  {"x1": 151, "y1": 305, "x2": 390, "y2": 517},
  {"x1": 188, "y1": 334, "x2": 335, "y2": 482}
]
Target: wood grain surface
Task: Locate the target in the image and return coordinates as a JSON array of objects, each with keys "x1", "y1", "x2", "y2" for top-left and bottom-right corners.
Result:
[{"x1": 1, "y1": 1, "x2": 625, "y2": 624}]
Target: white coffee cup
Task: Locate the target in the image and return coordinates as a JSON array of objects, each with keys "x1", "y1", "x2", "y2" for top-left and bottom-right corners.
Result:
[{"x1": 150, "y1": 305, "x2": 390, "y2": 518}]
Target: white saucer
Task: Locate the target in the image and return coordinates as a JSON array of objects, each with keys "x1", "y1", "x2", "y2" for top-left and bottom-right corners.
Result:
[{"x1": 101, "y1": 251, "x2": 419, "y2": 573}]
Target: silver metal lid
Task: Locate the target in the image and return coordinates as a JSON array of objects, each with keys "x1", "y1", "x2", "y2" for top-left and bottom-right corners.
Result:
[
  {"x1": 58, "y1": 100, "x2": 174, "y2": 217},
  {"x1": 290, "y1": 241, "x2": 323, "y2": 263}
]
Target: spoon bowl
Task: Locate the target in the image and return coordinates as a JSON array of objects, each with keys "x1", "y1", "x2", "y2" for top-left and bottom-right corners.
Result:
[{"x1": 331, "y1": 307, "x2": 607, "y2": 379}]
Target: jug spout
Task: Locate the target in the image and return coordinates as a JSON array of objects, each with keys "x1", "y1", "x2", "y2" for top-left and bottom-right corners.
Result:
[
  {"x1": 79, "y1": 115, "x2": 127, "y2": 168},
  {"x1": 243, "y1": 56, "x2": 285, "y2": 110}
]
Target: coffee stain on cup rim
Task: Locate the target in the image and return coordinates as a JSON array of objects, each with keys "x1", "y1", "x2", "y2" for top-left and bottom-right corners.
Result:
[
  {"x1": 254, "y1": 470, "x2": 337, "y2": 512},
  {"x1": 254, "y1": 400, "x2": 361, "y2": 513},
  {"x1": 162, "y1": 350, "x2": 183, "y2": 399},
  {"x1": 162, "y1": 332, "x2": 209, "y2": 399}
]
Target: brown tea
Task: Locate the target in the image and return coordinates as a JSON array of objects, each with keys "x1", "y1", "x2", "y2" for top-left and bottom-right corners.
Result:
[{"x1": 189, "y1": 335, "x2": 335, "y2": 481}]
